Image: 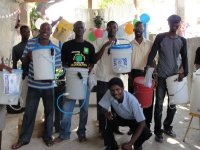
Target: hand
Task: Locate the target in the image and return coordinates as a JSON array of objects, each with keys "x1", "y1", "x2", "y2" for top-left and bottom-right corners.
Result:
[
  {"x1": 105, "y1": 111, "x2": 113, "y2": 120},
  {"x1": 27, "y1": 52, "x2": 32, "y2": 61},
  {"x1": 178, "y1": 73, "x2": 185, "y2": 82},
  {"x1": 4, "y1": 65, "x2": 12, "y2": 73},
  {"x1": 121, "y1": 142, "x2": 132, "y2": 150}
]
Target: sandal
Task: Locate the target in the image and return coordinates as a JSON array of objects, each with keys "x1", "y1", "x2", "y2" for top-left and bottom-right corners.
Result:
[
  {"x1": 11, "y1": 141, "x2": 29, "y2": 149},
  {"x1": 43, "y1": 138, "x2": 54, "y2": 147}
]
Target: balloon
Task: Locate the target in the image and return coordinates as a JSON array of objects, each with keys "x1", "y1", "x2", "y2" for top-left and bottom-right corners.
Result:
[
  {"x1": 117, "y1": 25, "x2": 125, "y2": 37},
  {"x1": 88, "y1": 32, "x2": 96, "y2": 41},
  {"x1": 124, "y1": 23, "x2": 134, "y2": 35},
  {"x1": 93, "y1": 28, "x2": 103, "y2": 38},
  {"x1": 133, "y1": 19, "x2": 138, "y2": 26},
  {"x1": 140, "y1": 13, "x2": 150, "y2": 24},
  {"x1": 35, "y1": 18, "x2": 44, "y2": 29}
]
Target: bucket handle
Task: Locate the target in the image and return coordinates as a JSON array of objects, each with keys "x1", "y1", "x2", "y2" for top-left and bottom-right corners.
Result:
[{"x1": 117, "y1": 38, "x2": 131, "y2": 45}]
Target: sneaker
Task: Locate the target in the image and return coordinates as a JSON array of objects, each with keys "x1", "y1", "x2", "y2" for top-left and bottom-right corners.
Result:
[
  {"x1": 134, "y1": 146, "x2": 143, "y2": 150},
  {"x1": 163, "y1": 128, "x2": 176, "y2": 138},
  {"x1": 105, "y1": 142, "x2": 119, "y2": 150},
  {"x1": 78, "y1": 135, "x2": 87, "y2": 142},
  {"x1": 155, "y1": 134, "x2": 164, "y2": 143}
]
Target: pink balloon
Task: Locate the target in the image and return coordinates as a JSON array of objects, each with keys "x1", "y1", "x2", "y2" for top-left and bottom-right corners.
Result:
[{"x1": 93, "y1": 28, "x2": 103, "y2": 38}]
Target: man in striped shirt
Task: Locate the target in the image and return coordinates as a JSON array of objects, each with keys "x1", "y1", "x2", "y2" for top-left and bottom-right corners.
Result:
[{"x1": 12, "y1": 23, "x2": 61, "y2": 149}]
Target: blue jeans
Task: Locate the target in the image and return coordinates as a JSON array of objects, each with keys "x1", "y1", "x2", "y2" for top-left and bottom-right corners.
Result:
[
  {"x1": 19, "y1": 87, "x2": 54, "y2": 143},
  {"x1": 59, "y1": 86, "x2": 90, "y2": 139}
]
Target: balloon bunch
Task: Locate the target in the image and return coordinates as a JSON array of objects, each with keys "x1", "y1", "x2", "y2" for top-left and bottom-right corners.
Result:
[{"x1": 88, "y1": 28, "x2": 104, "y2": 42}]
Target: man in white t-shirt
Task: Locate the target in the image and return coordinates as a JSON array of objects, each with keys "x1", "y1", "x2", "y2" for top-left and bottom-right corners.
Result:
[{"x1": 99, "y1": 77, "x2": 152, "y2": 150}]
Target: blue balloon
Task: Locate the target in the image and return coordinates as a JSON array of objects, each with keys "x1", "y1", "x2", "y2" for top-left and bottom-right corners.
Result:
[{"x1": 140, "y1": 13, "x2": 150, "y2": 24}]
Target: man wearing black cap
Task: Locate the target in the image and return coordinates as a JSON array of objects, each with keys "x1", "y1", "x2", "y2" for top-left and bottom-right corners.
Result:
[{"x1": 146, "y1": 14, "x2": 188, "y2": 143}]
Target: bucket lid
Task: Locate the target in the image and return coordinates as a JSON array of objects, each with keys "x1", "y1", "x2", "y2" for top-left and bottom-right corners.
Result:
[{"x1": 111, "y1": 44, "x2": 132, "y2": 50}]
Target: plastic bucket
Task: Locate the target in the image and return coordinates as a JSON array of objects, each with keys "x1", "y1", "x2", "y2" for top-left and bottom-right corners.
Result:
[
  {"x1": 190, "y1": 70, "x2": 200, "y2": 114},
  {"x1": 133, "y1": 76, "x2": 154, "y2": 108},
  {"x1": 166, "y1": 74, "x2": 189, "y2": 105},
  {"x1": 32, "y1": 47, "x2": 55, "y2": 80},
  {"x1": 111, "y1": 44, "x2": 132, "y2": 73},
  {"x1": 65, "y1": 67, "x2": 88, "y2": 100},
  {"x1": 0, "y1": 69, "x2": 22, "y2": 105}
]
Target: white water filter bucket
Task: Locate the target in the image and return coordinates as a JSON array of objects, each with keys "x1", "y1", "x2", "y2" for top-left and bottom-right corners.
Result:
[
  {"x1": 166, "y1": 74, "x2": 189, "y2": 105},
  {"x1": 111, "y1": 43, "x2": 132, "y2": 73},
  {"x1": 65, "y1": 68, "x2": 88, "y2": 100},
  {"x1": 32, "y1": 47, "x2": 55, "y2": 80},
  {"x1": 190, "y1": 69, "x2": 200, "y2": 115},
  {"x1": 0, "y1": 69, "x2": 22, "y2": 105}
]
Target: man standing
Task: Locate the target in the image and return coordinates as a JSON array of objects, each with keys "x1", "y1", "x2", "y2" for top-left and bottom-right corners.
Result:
[
  {"x1": 99, "y1": 77, "x2": 152, "y2": 150},
  {"x1": 146, "y1": 14, "x2": 188, "y2": 143},
  {"x1": 54, "y1": 21, "x2": 96, "y2": 143},
  {"x1": 95, "y1": 21, "x2": 122, "y2": 135},
  {"x1": 11, "y1": 23, "x2": 61, "y2": 149},
  {"x1": 128, "y1": 21, "x2": 154, "y2": 133}
]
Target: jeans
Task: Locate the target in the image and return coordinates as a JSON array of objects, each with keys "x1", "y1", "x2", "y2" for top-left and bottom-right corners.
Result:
[
  {"x1": 154, "y1": 77, "x2": 176, "y2": 135},
  {"x1": 59, "y1": 86, "x2": 90, "y2": 139},
  {"x1": 19, "y1": 87, "x2": 54, "y2": 143},
  {"x1": 103, "y1": 113, "x2": 152, "y2": 147}
]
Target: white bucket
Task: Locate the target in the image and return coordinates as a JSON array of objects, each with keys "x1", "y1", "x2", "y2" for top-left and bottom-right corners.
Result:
[
  {"x1": 32, "y1": 47, "x2": 55, "y2": 80},
  {"x1": 190, "y1": 69, "x2": 200, "y2": 115},
  {"x1": 0, "y1": 69, "x2": 22, "y2": 105},
  {"x1": 65, "y1": 67, "x2": 88, "y2": 100},
  {"x1": 166, "y1": 74, "x2": 189, "y2": 105},
  {"x1": 111, "y1": 44, "x2": 132, "y2": 73}
]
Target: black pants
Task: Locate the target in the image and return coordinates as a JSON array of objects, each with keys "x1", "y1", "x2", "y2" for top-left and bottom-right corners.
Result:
[
  {"x1": 128, "y1": 69, "x2": 154, "y2": 128},
  {"x1": 103, "y1": 113, "x2": 152, "y2": 147},
  {"x1": 154, "y1": 77, "x2": 176, "y2": 135},
  {"x1": 54, "y1": 83, "x2": 65, "y2": 132}
]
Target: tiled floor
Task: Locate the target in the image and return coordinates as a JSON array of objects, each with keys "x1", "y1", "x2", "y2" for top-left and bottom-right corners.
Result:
[{"x1": 2, "y1": 99, "x2": 200, "y2": 150}]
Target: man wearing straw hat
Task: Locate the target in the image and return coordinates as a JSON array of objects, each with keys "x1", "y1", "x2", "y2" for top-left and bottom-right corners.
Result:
[
  {"x1": 146, "y1": 14, "x2": 188, "y2": 143},
  {"x1": 12, "y1": 22, "x2": 61, "y2": 149}
]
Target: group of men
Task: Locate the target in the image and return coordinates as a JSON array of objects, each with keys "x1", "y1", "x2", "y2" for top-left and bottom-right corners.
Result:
[{"x1": 0, "y1": 14, "x2": 190, "y2": 150}]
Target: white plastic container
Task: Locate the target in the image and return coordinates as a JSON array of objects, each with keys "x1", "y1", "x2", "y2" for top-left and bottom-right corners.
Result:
[
  {"x1": 0, "y1": 69, "x2": 22, "y2": 105},
  {"x1": 65, "y1": 67, "x2": 88, "y2": 100},
  {"x1": 166, "y1": 74, "x2": 189, "y2": 105},
  {"x1": 111, "y1": 44, "x2": 132, "y2": 73},
  {"x1": 32, "y1": 47, "x2": 55, "y2": 80},
  {"x1": 190, "y1": 69, "x2": 200, "y2": 115}
]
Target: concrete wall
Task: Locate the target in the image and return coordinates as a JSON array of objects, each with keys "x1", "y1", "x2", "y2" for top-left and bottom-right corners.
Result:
[{"x1": 0, "y1": 0, "x2": 19, "y2": 62}]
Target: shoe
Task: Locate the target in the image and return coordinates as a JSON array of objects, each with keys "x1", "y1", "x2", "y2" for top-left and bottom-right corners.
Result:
[
  {"x1": 78, "y1": 135, "x2": 87, "y2": 142},
  {"x1": 134, "y1": 146, "x2": 143, "y2": 150},
  {"x1": 163, "y1": 128, "x2": 176, "y2": 138},
  {"x1": 127, "y1": 129, "x2": 134, "y2": 135},
  {"x1": 155, "y1": 134, "x2": 164, "y2": 143},
  {"x1": 105, "y1": 142, "x2": 119, "y2": 150}
]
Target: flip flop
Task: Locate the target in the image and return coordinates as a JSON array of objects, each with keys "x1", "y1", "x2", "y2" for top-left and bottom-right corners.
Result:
[{"x1": 11, "y1": 141, "x2": 29, "y2": 149}]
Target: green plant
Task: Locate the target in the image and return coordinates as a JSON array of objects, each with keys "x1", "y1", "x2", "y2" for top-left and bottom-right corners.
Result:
[
  {"x1": 29, "y1": 7, "x2": 42, "y2": 30},
  {"x1": 93, "y1": 15, "x2": 105, "y2": 28}
]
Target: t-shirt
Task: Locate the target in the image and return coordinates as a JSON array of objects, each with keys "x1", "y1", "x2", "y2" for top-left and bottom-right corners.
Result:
[
  {"x1": 61, "y1": 39, "x2": 96, "y2": 68},
  {"x1": 99, "y1": 90, "x2": 145, "y2": 122},
  {"x1": 194, "y1": 47, "x2": 200, "y2": 65},
  {"x1": 12, "y1": 41, "x2": 27, "y2": 65}
]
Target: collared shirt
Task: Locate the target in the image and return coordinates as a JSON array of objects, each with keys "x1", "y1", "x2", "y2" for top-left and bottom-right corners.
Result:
[
  {"x1": 95, "y1": 38, "x2": 120, "y2": 82},
  {"x1": 22, "y1": 37, "x2": 61, "y2": 89},
  {"x1": 131, "y1": 39, "x2": 152, "y2": 70},
  {"x1": 99, "y1": 90, "x2": 145, "y2": 122}
]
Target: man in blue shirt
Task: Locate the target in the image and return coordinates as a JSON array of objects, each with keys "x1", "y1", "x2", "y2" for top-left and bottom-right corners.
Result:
[
  {"x1": 11, "y1": 22, "x2": 61, "y2": 149},
  {"x1": 99, "y1": 77, "x2": 152, "y2": 150}
]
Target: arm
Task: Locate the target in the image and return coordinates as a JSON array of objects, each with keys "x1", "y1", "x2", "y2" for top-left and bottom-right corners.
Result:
[
  {"x1": 194, "y1": 47, "x2": 200, "y2": 70},
  {"x1": 95, "y1": 39, "x2": 113, "y2": 62},
  {"x1": 180, "y1": 37, "x2": 188, "y2": 76},
  {"x1": 12, "y1": 47, "x2": 18, "y2": 69},
  {"x1": 0, "y1": 63, "x2": 12, "y2": 73}
]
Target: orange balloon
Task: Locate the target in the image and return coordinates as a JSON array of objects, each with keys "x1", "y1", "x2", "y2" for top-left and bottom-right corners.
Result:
[{"x1": 125, "y1": 23, "x2": 134, "y2": 35}]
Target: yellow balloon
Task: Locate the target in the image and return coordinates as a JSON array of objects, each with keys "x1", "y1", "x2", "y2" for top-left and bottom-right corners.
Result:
[{"x1": 125, "y1": 23, "x2": 134, "y2": 35}]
